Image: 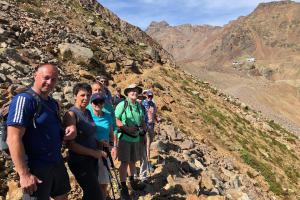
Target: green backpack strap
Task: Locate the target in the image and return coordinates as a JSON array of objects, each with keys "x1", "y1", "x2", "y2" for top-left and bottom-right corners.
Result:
[
  {"x1": 120, "y1": 100, "x2": 128, "y2": 120},
  {"x1": 118, "y1": 100, "x2": 128, "y2": 140}
]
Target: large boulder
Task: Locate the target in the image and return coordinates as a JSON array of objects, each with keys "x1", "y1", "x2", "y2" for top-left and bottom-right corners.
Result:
[
  {"x1": 226, "y1": 189, "x2": 250, "y2": 200},
  {"x1": 58, "y1": 43, "x2": 93, "y2": 64},
  {"x1": 181, "y1": 139, "x2": 195, "y2": 150}
]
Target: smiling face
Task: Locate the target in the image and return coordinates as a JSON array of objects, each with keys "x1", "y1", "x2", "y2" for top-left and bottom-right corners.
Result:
[
  {"x1": 33, "y1": 64, "x2": 58, "y2": 96},
  {"x1": 91, "y1": 99, "x2": 105, "y2": 113},
  {"x1": 92, "y1": 83, "x2": 104, "y2": 94},
  {"x1": 74, "y1": 89, "x2": 91, "y2": 109},
  {"x1": 127, "y1": 88, "x2": 139, "y2": 102}
]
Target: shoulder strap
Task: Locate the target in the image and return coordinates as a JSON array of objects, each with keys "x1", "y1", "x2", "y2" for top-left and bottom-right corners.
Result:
[
  {"x1": 23, "y1": 90, "x2": 42, "y2": 128},
  {"x1": 121, "y1": 100, "x2": 128, "y2": 118}
]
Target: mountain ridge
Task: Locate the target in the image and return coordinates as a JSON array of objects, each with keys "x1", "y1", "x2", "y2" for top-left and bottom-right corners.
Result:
[{"x1": 146, "y1": 0, "x2": 300, "y2": 79}]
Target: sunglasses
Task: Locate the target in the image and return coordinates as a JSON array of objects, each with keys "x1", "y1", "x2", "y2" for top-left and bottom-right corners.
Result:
[{"x1": 92, "y1": 100, "x2": 105, "y2": 105}]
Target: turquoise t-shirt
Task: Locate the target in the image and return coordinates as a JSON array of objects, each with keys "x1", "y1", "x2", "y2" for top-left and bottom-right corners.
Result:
[
  {"x1": 115, "y1": 99, "x2": 144, "y2": 142},
  {"x1": 87, "y1": 105, "x2": 112, "y2": 141},
  {"x1": 87, "y1": 102, "x2": 117, "y2": 131},
  {"x1": 103, "y1": 103, "x2": 117, "y2": 133}
]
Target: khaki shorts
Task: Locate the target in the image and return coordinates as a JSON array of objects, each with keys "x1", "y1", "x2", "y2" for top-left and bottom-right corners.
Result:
[
  {"x1": 118, "y1": 140, "x2": 140, "y2": 162},
  {"x1": 98, "y1": 158, "x2": 110, "y2": 184}
]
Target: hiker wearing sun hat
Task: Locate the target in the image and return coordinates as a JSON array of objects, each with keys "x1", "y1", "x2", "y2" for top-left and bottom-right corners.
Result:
[
  {"x1": 112, "y1": 84, "x2": 146, "y2": 199},
  {"x1": 139, "y1": 90, "x2": 157, "y2": 181}
]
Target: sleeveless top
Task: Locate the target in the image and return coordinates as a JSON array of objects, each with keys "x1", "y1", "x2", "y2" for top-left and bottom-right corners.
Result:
[{"x1": 68, "y1": 106, "x2": 97, "y2": 162}]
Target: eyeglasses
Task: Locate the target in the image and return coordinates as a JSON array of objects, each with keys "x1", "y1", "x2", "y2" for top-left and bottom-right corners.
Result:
[{"x1": 92, "y1": 100, "x2": 105, "y2": 105}]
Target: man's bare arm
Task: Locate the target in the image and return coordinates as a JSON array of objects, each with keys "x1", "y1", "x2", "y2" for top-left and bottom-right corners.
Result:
[
  {"x1": 7, "y1": 126, "x2": 28, "y2": 176},
  {"x1": 7, "y1": 126, "x2": 41, "y2": 195}
]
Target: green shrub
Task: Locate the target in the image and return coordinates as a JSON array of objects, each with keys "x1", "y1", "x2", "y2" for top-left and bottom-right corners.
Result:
[{"x1": 241, "y1": 150, "x2": 286, "y2": 195}]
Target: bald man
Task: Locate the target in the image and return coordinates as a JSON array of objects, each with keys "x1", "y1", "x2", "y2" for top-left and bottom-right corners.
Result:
[{"x1": 6, "y1": 64, "x2": 76, "y2": 200}]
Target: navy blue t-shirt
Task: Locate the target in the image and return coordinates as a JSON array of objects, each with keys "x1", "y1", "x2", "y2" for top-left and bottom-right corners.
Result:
[{"x1": 6, "y1": 89, "x2": 62, "y2": 168}]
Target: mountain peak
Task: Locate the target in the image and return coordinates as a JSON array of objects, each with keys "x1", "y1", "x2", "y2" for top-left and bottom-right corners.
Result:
[{"x1": 148, "y1": 20, "x2": 170, "y2": 28}]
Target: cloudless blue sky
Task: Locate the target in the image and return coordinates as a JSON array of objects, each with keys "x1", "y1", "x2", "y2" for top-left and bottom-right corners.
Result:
[{"x1": 99, "y1": 0, "x2": 300, "y2": 30}]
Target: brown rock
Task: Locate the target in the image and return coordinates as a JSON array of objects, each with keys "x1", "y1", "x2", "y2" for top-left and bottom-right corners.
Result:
[
  {"x1": 200, "y1": 171, "x2": 215, "y2": 190},
  {"x1": 107, "y1": 52, "x2": 114, "y2": 61},
  {"x1": 123, "y1": 59, "x2": 134, "y2": 66},
  {"x1": 79, "y1": 70, "x2": 94, "y2": 80},
  {"x1": 226, "y1": 189, "x2": 250, "y2": 200},
  {"x1": 181, "y1": 139, "x2": 195, "y2": 150},
  {"x1": 186, "y1": 194, "x2": 200, "y2": 200},
  {"x1": 198, "y1": 195, "x2": 226, "y2": 200},
  {"x1": 6, "y1": 180, "x2": 22, "y2": 200}
]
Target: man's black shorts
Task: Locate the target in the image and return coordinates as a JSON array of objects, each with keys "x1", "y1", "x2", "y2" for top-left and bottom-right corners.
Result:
[{"x1": 30, "y1": 160, "x2": 71, "y2": 200}]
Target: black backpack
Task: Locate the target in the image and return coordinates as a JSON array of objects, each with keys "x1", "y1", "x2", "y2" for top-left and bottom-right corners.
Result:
[{"x1": 0, "y1": 89, "x2": 61, "y2": 152}]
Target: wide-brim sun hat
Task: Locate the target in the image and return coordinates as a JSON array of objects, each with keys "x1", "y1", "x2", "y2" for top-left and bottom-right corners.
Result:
[{"x1": 124, "y1": 84, "x2": 143, "y2": 96}]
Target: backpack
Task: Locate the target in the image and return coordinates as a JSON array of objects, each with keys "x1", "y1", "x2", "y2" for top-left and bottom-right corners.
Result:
[{"x1": 0, "y1": 89, "x2": 61, "y2": 152}]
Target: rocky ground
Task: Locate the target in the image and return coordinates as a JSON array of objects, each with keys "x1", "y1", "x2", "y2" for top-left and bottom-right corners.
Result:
[{"x1": 1, "y1": 120, "x2": 276, "y2": 200}]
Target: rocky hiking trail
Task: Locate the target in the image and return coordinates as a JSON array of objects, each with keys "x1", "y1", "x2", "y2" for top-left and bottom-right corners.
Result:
[{"x1": 0, "y1": 120, "x2": 275, "y2": 200}]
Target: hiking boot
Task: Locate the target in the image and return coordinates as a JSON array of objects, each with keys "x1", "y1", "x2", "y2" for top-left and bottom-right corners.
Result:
[
  {"x1": 129, "y1": 179, "x2": 146, "y2": 191},
  {"x1": 120, "y1": 186, "x2": 131, "y2": 200}
]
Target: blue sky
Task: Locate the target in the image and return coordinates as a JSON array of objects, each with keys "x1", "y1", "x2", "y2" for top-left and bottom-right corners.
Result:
[{"x1": 99, "y1": 0, "x2": 300, "y2": 30}]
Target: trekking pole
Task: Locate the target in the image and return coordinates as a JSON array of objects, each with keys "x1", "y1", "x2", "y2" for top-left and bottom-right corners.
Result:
[
  {"x1": 104, "y1": 147, "x2": 122, "y2": 189},
  {"x1": 102, "y1": 157, "x2": 116, "y2": 200},
  {"x1": 145, "y1": 144, "x2": 152, "y2": 180}
]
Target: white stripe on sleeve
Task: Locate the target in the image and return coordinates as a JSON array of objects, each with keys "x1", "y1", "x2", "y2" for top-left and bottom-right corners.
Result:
[
  {"x1": 13, "y1": 96, "x2": 22, "y2": 123},
  {"x1": 17, "y1": 97, "x2": 26, "y2": 123}
]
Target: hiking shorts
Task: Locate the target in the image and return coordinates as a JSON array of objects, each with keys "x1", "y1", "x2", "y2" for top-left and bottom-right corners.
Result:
[
  {"x1": 118, "y1": 140, "x2": 140, "y2": 162},
  {"x1": 29, "y1": 160, "x2": 70, "y2": 200},
  {"x1": 98, "y1": 158, "x2": 110, "y2": 184}
]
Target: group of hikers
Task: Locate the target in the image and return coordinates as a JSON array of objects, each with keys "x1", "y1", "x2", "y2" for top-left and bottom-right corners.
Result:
[{"x1": 3, "y1": 63, "x2": 159, "y2": 200}]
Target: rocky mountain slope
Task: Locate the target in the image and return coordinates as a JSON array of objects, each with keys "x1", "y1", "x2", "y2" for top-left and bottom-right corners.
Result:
[
  {"x1": 0, "y1": 0, "x2": 300, "y2": 199},
  {"x1": 146, "y1": 1, "x2": 300, "y2": 80}
]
